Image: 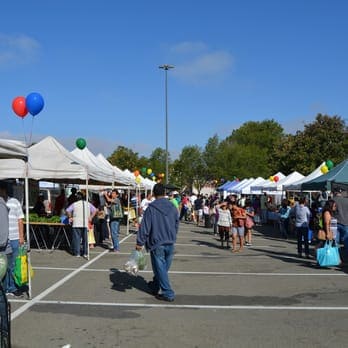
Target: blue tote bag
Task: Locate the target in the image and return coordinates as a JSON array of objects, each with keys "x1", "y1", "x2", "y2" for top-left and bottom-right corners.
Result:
[{"x1": 316, "y1": 241, "x2": 341, "y2": 267}]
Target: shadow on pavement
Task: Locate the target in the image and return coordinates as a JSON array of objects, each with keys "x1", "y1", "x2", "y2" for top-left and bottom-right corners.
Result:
[
  {"x1": 109, "y1": 269, "x2": 152, "y2": 295},
  {"x1": 191, "y1": 239, "x2": 224, "y2": 250},
  {"x1": 251, "y1": 247, "x2": 317, "y2": 267}
]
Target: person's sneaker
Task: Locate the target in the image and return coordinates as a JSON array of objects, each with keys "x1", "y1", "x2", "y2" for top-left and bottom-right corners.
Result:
[
  {"x1": 155, "y1": 294, "x2": 174, "y2": 302},
  {"x1": 75, "y1": 255, "x2": 81, "y2": 258},
  {"x1": 83, "y1": 255, "x2": 89, "y2": 260},
  {"x1": 7, "y1": 290, "x2": 23, "y2": 298}
]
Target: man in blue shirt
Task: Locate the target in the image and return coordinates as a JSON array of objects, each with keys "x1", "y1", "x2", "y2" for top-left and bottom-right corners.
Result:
[{"x1": 136, "y1": 183, "x2": 179, "y2": 302}]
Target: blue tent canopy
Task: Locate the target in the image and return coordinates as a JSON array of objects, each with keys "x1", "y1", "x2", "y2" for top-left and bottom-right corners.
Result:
[
  {"x1": 224, "y1": 180, "x2": 240, "y2": 192},
  {"x1": 217, "y1": 180, "x2": 240, "y2": 192},
  {"x1": 217, "y1": 180, "x2": 232, "y2": 191}
]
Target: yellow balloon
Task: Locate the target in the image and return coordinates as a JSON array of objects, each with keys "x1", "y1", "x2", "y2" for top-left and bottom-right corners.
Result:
[
  {"x1": 135, "y1": 176, "x2": 141, "y2": 184},
  {"x1": 269, "y1": 176, "x2": 274, "y2": 181},
  {"x1": 152, "y1": 176, "x2": 156, "y2": 181},
  {"x1": 321, "y1": 165, "x2": 329, "y2": 174},
  {"x1": 147, "y1": 168, "x2": 152, "y2": 175}
]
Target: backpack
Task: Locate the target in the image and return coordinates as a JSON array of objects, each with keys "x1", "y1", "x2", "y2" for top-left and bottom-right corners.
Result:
[{"x1": 110, "y1": 199, "x2": 124, "y2": 220}]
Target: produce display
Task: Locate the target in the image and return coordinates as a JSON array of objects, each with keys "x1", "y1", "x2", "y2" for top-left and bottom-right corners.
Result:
[{"x1": 27, "y1": 213, "x2": 62, "y2": 223}]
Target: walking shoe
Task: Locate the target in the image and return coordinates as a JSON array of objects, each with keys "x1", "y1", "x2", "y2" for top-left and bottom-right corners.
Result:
[
  {"x1": 155, "y1": 294, "x2": 174, "y2": 302},
  {"x1": 6, "y1": 290, "x2": 23, "y2": 297},
  {"x1": 83, "y1": 255, "x2": 89, "y2": 260}
]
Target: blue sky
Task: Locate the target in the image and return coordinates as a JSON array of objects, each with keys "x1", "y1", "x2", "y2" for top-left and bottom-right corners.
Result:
[{"x1": 1, "y1": 0, "x2": 347, "y2": 159}]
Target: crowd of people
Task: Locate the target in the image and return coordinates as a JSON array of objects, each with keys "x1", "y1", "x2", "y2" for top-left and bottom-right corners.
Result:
[
  {"x1": 164, "y1": 189, "x2": 348, "y2": 260},
  {"x1": 1, "y1": 179, "x2": 347, "y2": 302}
]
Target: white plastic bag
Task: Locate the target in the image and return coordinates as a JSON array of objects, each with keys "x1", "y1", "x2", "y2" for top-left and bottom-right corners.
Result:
[{"x1": 124, "y1": 249, "x2": 147, "y2": 275}]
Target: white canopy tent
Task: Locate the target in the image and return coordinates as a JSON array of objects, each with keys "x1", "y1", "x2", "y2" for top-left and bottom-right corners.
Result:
[
  {"x1": 250, "y1": 172, "x2": 285, "y2": 194},
  {"x1": 264, "y1": 171, "x2": 304, "y2": 192},
  {"x1": 229, "y1": 178, "x2": 255, "y2": 194},
  {"x1": 0, "y1": 139, "x2": 32, "y2": 297},
  {"x1": 70, "y1": 146, "x2": 117, "y2": 184},
  {"x1": 283, "y1": 162, "x2": 326, "y2": 191},
  {"x1": 24, "y1": 136, "x2": 110, "y2": 183},
  {"x1": 240, "y1": 177, "x2": 265, "y2": 195},
  {"x1": 96, "y1": 154, "x2": 135, "y2": 186},
  {"x1": 0, "y1": 139, "x2": 27, "y2": 159},
  {"x1": 258, "y1": 172, "x2": 286, "y2": 192}
]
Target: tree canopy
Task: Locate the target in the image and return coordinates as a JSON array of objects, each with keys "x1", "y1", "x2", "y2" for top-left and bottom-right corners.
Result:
[{"x1": 107, "y1": 114, "x2": 347, "y2": 192}]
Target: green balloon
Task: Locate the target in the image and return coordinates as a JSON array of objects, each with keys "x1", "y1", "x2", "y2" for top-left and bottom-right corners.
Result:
[
  {"x1": 76, "y1": 138, "x2": 87, "y2": 150},
  {"x1": 326, "y1": 160, "x2": 334, "y2": 170}
]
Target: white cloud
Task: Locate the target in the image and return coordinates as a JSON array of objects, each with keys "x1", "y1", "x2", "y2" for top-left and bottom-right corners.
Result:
[
  {"x1": 174, "y1": 51, "x2": 233, "y2": 83},
  {"x1": 167, "y1": 41, "x2": 233, "y2": 84},
  {"x1": 0, "y1": 33, "x2": 41, "y2": 67},
  {"x1": 170, "y1": 41, "x2": 208, "y2": 54}
]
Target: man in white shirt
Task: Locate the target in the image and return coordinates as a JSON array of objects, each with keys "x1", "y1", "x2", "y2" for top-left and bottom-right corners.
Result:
[
  {"x1": 66, "y1": 191, "x2": 97, "y2": 259},
  {"x1": 140, "y1": 192, "x2": 153, "y2": 214}
]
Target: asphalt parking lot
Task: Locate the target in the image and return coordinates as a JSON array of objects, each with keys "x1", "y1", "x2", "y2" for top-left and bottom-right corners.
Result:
[{"x1": 9, "y1": 222, "x2": 348, "y2": 348}]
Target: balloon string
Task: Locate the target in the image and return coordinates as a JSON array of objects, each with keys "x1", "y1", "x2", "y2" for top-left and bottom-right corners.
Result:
[
  {"x1": 22, "y1": 118, "x2": 28, "y2": 146},
  {"x1": 28, "y1": 116, "x2": 35, "y2": 146}
]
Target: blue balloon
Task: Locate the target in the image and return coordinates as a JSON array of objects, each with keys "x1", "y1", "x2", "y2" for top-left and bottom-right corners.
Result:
[{"x1": 26, "y1": 92, "x2": 44, "y2": 116}]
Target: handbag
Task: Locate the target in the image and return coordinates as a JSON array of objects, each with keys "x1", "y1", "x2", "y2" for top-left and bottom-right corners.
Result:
[
  {"x1": 14, "y1": 245, "x2": 34, "y2": 287},
  {"x1": 317, "y1": 229, "x2": 326, "y2": 241},
  {"x1": 316, "y1": 240, "x2": 341, "y2": 267},
  {"x1": 317, "y1": 229, "x2": 333, "y2": 241},
  {"x1": 110, "y1": 200, "x2": 124, "y2": 219},
  {"x1": 88, "y1": 224, "x2": 96, "y2": 245},
  {"x1": 245, "y1": 216, "x2": 254, "y2": 229}
]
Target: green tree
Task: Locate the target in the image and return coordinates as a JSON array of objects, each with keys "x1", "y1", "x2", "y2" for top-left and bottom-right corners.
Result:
[
  {"x1": 217, "y1": 119, "x2": 284, "y2": 178},
  {"x1": 148, "y1": 147, "x2": 168, "y2": 177},
  {"x1": 273, "y1": 114, "x2": 348, "y2": 175},
  {"x1": 107, "y1": 146, "x2": 139, "y2": 170},
  {"x1": 203, "y1": 135, "x2": 221, "y2": 180},
  {"x1": 173, "y1": 145, "x2": 207, "y2": 193}
]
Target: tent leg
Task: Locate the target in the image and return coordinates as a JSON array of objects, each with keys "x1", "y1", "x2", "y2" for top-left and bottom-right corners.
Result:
[{"x1": 25, "y1": 176, "x2": 32, "y2": 299}]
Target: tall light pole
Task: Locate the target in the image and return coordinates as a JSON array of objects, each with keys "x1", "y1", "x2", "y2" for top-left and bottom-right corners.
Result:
[{"x1": 159, "y1": 64, "x2": 174, "y2": 185}]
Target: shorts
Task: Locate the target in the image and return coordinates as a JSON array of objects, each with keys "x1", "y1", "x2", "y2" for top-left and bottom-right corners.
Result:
[
  {"x1": 218, "y1": 226, "x2": 230, "y2": 234},
  {"x1": 232, "y1": 226, "x2": 245, "y2": 237}
]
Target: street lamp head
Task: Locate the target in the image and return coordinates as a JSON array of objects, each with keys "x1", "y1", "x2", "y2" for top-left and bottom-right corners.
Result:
[{"x1": 159, "y1": 64, "x2": 175, "y2": 70}]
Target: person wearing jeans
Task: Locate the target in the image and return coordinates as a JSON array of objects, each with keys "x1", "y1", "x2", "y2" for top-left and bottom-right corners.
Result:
[
  {"x1": 110, "y1": 219, "x2": 120, "y2": 252},
  {"x1": 66, "y1": 191, "x2": 97, "y2": 259},
  {"x1": 150, "y1": 244, "x2": 175, "y2": 299},
  {"x1": 104, "y1": 189, "x2": 123, "y2": 252},
  {"x1": 333, "y1": 189, "x2": 348, "y2": 259},
  {"x1": 294, "y1": 197, "x2": 311, "y2": 258},
  {"x1": 136, "y1": 183, "x2": 179, "y2": 302}
]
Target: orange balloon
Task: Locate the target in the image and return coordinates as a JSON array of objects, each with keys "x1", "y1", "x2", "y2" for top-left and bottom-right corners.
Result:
[{"x1": 134, "y1": 170, "x2": 140, "y2": 177}]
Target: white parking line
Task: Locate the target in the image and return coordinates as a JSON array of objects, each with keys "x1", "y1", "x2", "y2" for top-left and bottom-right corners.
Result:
[
  {"x1": 11, "y1": 233, "x2": 135, "y2": 321},
  {"x1": 12, "y1": 299, "x2": 348, "y2": 311},
  {"x1": 31, "y1": 267, "x2": 345, "y2": 277}
]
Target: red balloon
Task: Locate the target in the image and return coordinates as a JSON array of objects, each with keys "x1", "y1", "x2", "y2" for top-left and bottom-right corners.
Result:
[
  {"x1": 12, "y1": 96, "x2": 28, "y2": 118},
  {"x1": 274, "y1": 176, "x2": 279, "y2": 182}
]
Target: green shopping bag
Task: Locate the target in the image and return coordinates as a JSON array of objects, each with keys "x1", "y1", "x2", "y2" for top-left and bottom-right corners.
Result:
[{"x1": 14, "y1": 245, "x2": 34, "y2": 287}]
